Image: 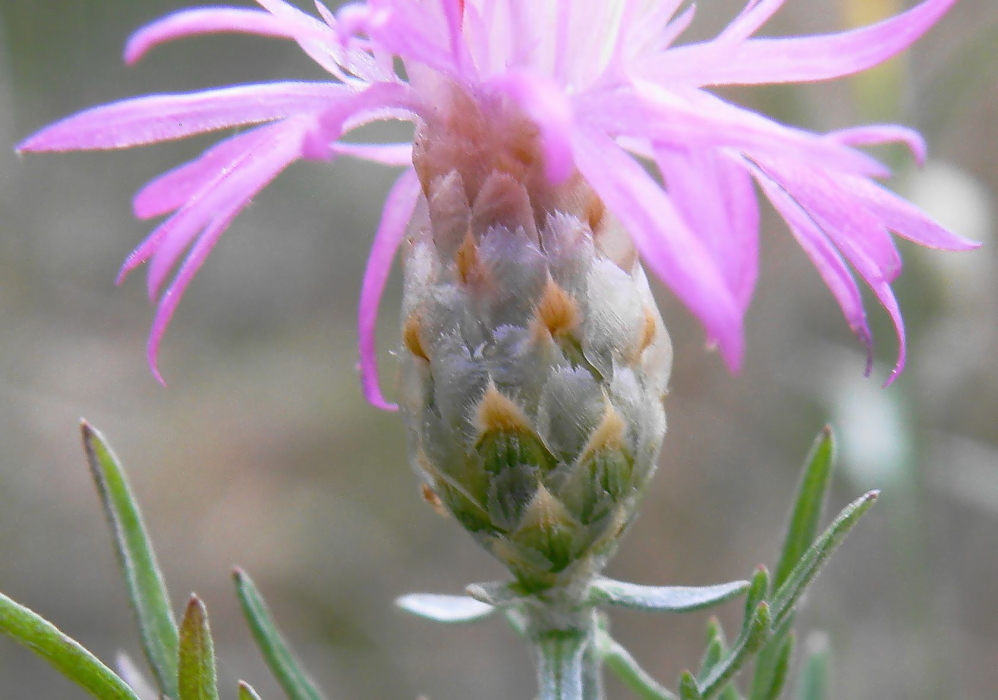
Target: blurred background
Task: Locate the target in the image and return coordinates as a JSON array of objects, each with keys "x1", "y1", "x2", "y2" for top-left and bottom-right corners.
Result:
[{"x1": 0, "y1": 0, "x2": 995, "y2": 698}]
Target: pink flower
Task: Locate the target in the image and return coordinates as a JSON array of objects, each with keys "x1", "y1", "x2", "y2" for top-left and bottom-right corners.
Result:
[{"x1": 17, "y1": 0, "x2": 975, "y2": 408}]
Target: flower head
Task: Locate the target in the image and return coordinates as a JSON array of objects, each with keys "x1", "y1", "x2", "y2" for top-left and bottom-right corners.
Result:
[
  {"x1": 397, "y1": 164, "x2": 673, "y2": 590},
  {"x1": 17, "y1": 0, "x2": 975, "y2": 404}
]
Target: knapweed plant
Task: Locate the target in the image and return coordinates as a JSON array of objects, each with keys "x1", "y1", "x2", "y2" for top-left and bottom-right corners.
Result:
[{"x1": 3, "y1": 0, "x2": 978, "y2": 698}]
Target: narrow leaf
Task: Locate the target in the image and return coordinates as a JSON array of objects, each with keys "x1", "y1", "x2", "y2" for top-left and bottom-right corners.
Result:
[
  {"x1": 699, "y1": 619, "x2": 739, "y2": 699},
  {"x1": 700, "y1": 602, "x2": 771, "y2": 699},
  {"x1": 749, "y1": 618, "x2": 793, "y2": 700},
  {"x1": 796, "y1": 633, "x2": 830, "y2": 700},
  {"x1": 774, "y1": 427, "x2": 835, "y2": 590},
  {"x1": 82, "y1": 421, "x2": 179, "y2": 699},
  {"x1": 766, "y1": 633, "x2": 795, "y2": 700},
  {"x1": 697, "y1": 638, "x2": 724, "y2": 683},
  {"x1": 705, "y1": 618, "x2": 727, "y2": 650},
  {"x1": 753, "y1": 632, "x2": 794, "y2": 700},
  {"x1": 679, "y1": 671, "x2": 703, "y2": 700},
  {"x1": 465, "y1": 580, "x2": 524, "y2": 607},
  {"x1": 239, "y1": 680, "x2": 264, "y2": 700},
  {"x1": 718, "y1": 686, "x2": 741, "y2": 700},
  {"x1": 396, "y1": 593, "x2": 496, "y2": 623},
  {"x1": 177, "y1": 596, "x2": 218, "y2": 700},
  {"x1": 770, "y1": 491, "x2": 879, "y2": 629},
  {"x1": 591, "y1": 579, "x2": 749, "y2": 612},
  {"x1": 0, "y1": 591, "x2": 141, "y2": 700},
  {"x1": 599, "y1": 635, "x2": 678, "y2": 700},
  {"x1": 741, "y1": 568, "x2": 769, "y2": 636},
  {"x1": 503, "y1": 609, "x2": 530, "y2": 638},
  {"x1": 233, "y1": 568, "x2": 325, "y2": 700}
]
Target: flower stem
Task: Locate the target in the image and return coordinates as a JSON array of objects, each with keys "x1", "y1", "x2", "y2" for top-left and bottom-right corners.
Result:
[
  {"x1": 535, "y1": 630, "x2": 586, "y2": 700},
  {"x1": 528, "y1": 603, "x2": 601, "y2": 700}
]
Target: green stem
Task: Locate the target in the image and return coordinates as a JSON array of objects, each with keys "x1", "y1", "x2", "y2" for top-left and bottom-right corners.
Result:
[
  {"x1": 535, "y1": 630, "x2": 587, "y2": 700},
  {"x1": 581, "y1": 623, "x2": 605, "y2": 700},
  {"x1": 527, "y1": 603, "x2": 600, "y2": 700}
]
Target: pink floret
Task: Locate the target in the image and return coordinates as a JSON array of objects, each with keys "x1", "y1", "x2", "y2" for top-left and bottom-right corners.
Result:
[{"x1": 15, "y1": 0, "x2": 977, "y2": 402}]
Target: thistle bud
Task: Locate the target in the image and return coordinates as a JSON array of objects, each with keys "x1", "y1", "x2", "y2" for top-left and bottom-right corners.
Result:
[{"x1": 398, "y1": 87, "x2": 672, "y2": 593}]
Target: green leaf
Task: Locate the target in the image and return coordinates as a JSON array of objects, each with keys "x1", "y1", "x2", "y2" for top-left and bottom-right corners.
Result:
[
  {"x1": 796, "y1": 633, "x2": 830, "y2": 700},
  {"x1": 770, "y1": 491, "x2": 879, "y2": 630},
  {"x1": 503, "y1": 608, "x2": 530, "y2": 638},
  {"x1": 239, "y1": 680, "x2": 264, "y2": 700},
  {"x1": 768, "y1": 632, "x2": 795, "y2": 700},
  {"x1": 598, "y1": 634, "x2": 677, "y2": 700},
  {"x1": 177, "y1": 596, "x2": 219, "y2": 700},
  {"x1": 679, "y1": 671, "x2": 703, "y2": 700},
  {"x1": 753, "y1": 632, "x2": 794, "y2": 700},
  {"x1": 718, "y1": 686, "x2": 741, "y2": 700},
  {"x1": 774, "y1": 428, "x2": 835, "y2": 591},
  {"x1": 697, "y1": 637, "x2": 724, "y2": 684},
  {"x1": 741, "y1": 568, "x2": 769, "y2": 637},
  {"x1": 0, "y1": 590, "x2": 140, "y2": 700},
  {"x1": 233, "y1": 568, "x2": 326, "y2": 700},
  {"x1": 466, "y1": 580, "x2": 525, "y2": 607},
  {"x1": 82, "y1": 421, "x2": 179, "y2": 699},
  {"x1": 705, "y1": 618, "x2": 726, "y2": 649},
  {"x1": 698, "y1": 618, "x2": 739, "y2": 699},
  {"x1": 396, "y1": 593, "x2": 496, "y2": 623},
  {"x1": 699, "y1": 602, "x2": 771, "y2": 700},
  {"x1": 748, "y1": 618, "x2": 792, "y2": 700},
  {"x1": 590, "y1": 579, "x2": 749, "y2": 612}
]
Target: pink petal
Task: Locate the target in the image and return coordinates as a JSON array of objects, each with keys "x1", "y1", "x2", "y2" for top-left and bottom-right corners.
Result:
[
  {"x1": 616, "y1": 0, "x2": 690, "y2": 67},
  {"x1": 871, "y1": 281, "x2": 906, "y2": 387},
  {"x1": 653, "y1": 146, "x2": 760, "y2": 312},
  {"x1": 252, "y1": 0, "x2": 363, "y2": 78},
  {"x1": 755, "y1": 164, "x2": 909, "y2": 383},
  {"x1": 441, "y1": 0, "x2": 471, "y2": 75},
  {"x1": 459, "y1": 0, "x2": 492, "y2": 72},
  {"x1": 255, "y1": 0, "x2": 338, "y2": 33},
  {"x1": 655, "y1": 3, "x2": 697, "y2": 51},
  {"x1": 684, "y1": 90, "x2": 891, "y2": 177},
  {"x1": 551, "y1": 0, "x2": 572, "y2": 82},
  {"x1": 756, "y1": 159, "x2": 903, "y2": 282},
  {"x1": 330, "y1": 141, "x2": 413, "y2": 165},
  {"x1": 146, "y1": 119, "x2": 310, "y2": 382},
  {"x1": 717, "y1": 0, "x2": 785, "y2": 44},
  {"x1": 571, "y1": 125, "x2": 745, "y2": 369},
  {"x1": 146, "y1": 211, "x2": 232, "y2": 385},
  {"x1": 16, "y1": 82, "x2": 350, "y2": 152},
  {"x1": 583, "y1": 85, "x2": 887, "y2": 177},
  {"x1": 133, "y1": 128, "x2": 276, "y2": 220},
  {"x1": 138, "y1": 119, "x2": 310, "y2": 298},
  {"x1": 358, "y1": 168, "x2": 421, "y2": 411},
  {"x1": 144, "y1": 139, "x2": 294, "y2": 298},
  {"x1": 124, "y1": 7, "x2": 329, "y2": 65},
  {"x1": 826, "y1": 125, "x2": 927, "y2": 166},
  {"x1": 364, "y1": 0, "x2": 473, "y2": 80},
  {"x1": 309, "y1": 2, "x2": 389, "y2": 84},
  {"x1": 836, "y1": 174, "x2": 981, "y2": 251},
  {"x1": 751, "y1": 168, "x2": 873, "y2": 372},
  {"x1": 718, "y1": 154, "x2": 762, "y2": 311},
  {"x1": 643, "y1": 0, "x2": 956, "y2": 87},
  {"x1": 314, "y1": 1, "x2": 337, "y2": 27},
  {"x1": 301, "y1": 81, "x2": 419, "y2": 160},
  {"x1": 487, "y1": 71, "x2": 575, "y2": 183}
]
